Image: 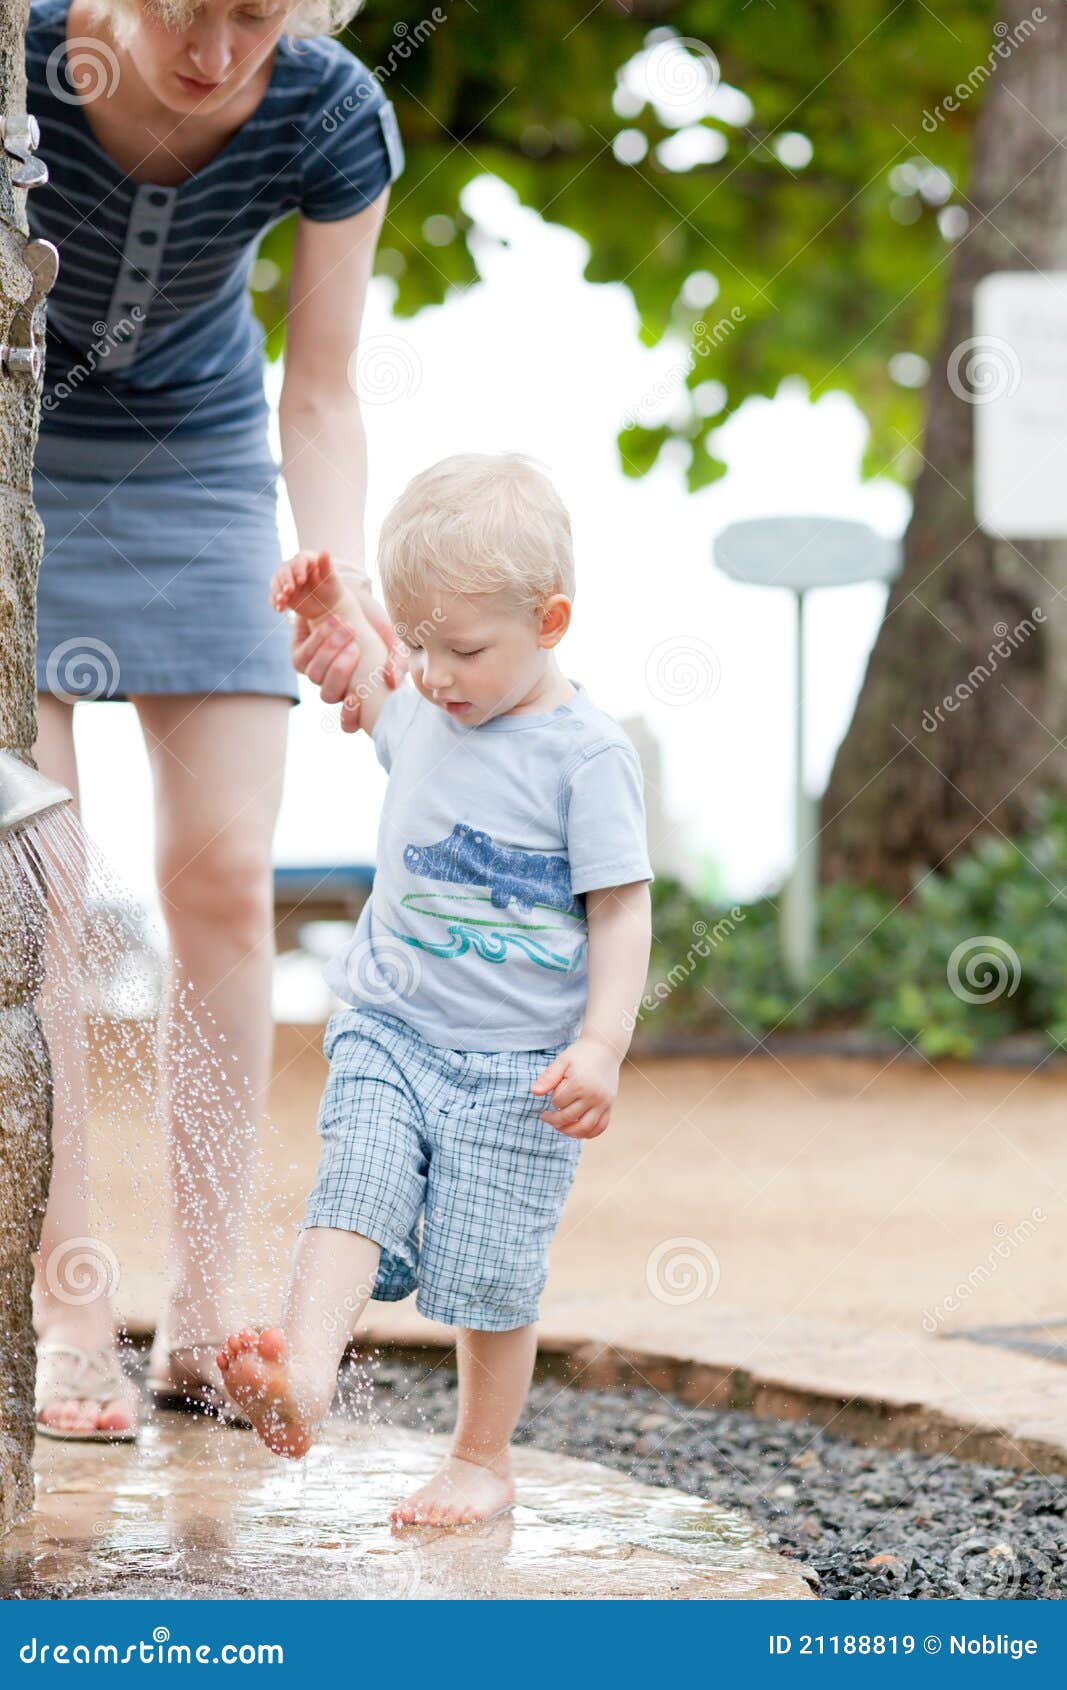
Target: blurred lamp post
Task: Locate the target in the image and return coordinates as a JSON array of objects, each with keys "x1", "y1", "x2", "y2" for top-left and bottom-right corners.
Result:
[{"x1": 713, "y1": 516, "x2": 901, "y2": 990}]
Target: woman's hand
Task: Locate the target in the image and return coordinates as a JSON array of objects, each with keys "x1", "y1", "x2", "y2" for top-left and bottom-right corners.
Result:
[
  {"x1": 291, "y1": 613, "x2": 366, "y2": 731},
  {"x1": 274, "y1": 549, "x2": 407, "y2": 733}
]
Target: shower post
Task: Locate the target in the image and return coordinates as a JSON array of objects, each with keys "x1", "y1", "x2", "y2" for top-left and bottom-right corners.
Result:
[{"x1": 0, "y1": 0, "x2": 54, "y2": 1533}]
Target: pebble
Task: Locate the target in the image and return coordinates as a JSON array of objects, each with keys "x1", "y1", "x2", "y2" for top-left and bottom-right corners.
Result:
[{"x1": 637, "y1": 1412, "x2": 671, "y2": 1432}]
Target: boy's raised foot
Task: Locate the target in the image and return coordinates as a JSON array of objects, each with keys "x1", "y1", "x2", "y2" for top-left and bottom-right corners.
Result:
[
  {"x1": 216, "y1": 1328, "x2": 316, "y2": 1460},
  {"x1": 391, "y1": 1452, "x2": 515, "y2": 1528}
]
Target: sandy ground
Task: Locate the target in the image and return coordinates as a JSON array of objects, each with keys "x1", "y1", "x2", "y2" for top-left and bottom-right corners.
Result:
[{"x1": 82, "y1": 1022, "x2": 1067, "y2": 1345}]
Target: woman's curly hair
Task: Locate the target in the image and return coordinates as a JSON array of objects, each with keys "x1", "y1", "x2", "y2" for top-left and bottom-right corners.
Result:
[{"x1": 101, "y1": 1, "x2": 365, "y2": 40}]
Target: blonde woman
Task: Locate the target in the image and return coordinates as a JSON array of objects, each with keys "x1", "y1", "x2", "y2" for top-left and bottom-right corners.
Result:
[{"x1": 26, "y1": 0, "x2": 403, "y2": 1438}]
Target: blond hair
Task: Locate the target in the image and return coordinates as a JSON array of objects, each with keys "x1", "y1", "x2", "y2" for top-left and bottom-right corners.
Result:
[
  {"x1": 379, "y1": 453, "x2": 576, "y2": 617},
  {"x1": 98, "y1": 0, "x2": 363, "y2": 40}
]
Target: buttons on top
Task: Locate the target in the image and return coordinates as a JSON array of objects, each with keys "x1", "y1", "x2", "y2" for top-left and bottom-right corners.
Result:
[{"x1": 100, "y1": 182, "x2": 177, "y2": 372}]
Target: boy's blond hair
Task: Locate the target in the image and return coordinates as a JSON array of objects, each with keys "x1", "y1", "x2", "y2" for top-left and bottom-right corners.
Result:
[{"x1": 379, "y1": 453, "x2": 576, "y2": 617}]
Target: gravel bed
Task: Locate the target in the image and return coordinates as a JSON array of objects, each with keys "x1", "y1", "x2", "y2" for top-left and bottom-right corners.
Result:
[{"x1": 351, "y1": 1355, "x2": 1067, "y2": 1600}]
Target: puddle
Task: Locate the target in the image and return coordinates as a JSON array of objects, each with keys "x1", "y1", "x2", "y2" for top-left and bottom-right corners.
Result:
[{"x1": 1, "y1": 1417, "x2": 815, "y2": 1600}]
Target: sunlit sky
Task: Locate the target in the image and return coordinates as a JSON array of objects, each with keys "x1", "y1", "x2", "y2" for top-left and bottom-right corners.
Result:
[{"x1": 70, "y1": 172, "x2": 910, "y2": 928}]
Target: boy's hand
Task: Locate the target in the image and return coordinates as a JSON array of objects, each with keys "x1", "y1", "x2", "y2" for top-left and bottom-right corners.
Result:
[
  {"x1": 531, "y1": 1037, "x2": 621, "y2": 1139},
  {"x1": 271, "y1": 550, "x2": 407, "y2": 722},
  {"x1": 270, "y1": 548, "x2": 353, "y2": 621}
]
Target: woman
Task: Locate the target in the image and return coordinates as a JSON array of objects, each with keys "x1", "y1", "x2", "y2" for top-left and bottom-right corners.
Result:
[{"x1": 26, "y1": 0, "x2": 402, "y2": 1437}]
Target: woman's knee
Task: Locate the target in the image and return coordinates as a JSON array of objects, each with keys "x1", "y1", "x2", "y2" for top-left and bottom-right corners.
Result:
[{"x1": 157, "y1": 830, "x2": 274, "y2": 950}]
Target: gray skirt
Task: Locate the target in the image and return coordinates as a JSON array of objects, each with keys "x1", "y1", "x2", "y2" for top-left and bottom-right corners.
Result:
[{"x1": 33, "y1": 427, "x2": 297, "y2": 702}]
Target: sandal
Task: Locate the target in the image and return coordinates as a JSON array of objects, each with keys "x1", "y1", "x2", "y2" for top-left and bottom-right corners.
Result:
[
  {"x1": 35, "y1": 1342, "x2": 139, "y2": 1443},
  {"x1": 147, "y1": 1341, "x2": 251, "y2": 1428}
]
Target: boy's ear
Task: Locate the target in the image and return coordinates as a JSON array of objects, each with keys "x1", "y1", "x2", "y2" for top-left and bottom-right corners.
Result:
[{"x1": 538, "y1": 594, "x2": 572, "y2": 648}]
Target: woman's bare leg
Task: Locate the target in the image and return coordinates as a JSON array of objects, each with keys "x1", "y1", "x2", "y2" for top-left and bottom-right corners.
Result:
[
  {"x1": 32, "y1": 693, "x2": 137, "y2": 1434},
  {"x1": 134, "y1": 693, "x2": 289, "y2": 1382}
]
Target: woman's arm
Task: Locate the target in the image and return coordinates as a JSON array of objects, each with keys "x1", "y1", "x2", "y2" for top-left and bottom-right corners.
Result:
[{"x1": 279, "y1": 193, "x2": 402, "y2": 681}]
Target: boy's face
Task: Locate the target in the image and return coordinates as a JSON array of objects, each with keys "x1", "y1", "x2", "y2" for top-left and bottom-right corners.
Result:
[{"x1": 393, "y1": 589, "x2": 569, "y2": 727}]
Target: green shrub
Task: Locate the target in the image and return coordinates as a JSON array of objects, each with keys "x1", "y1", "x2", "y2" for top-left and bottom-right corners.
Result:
[{"x1": 640, "y1": 799, "x2": 1067, "y2": 1057}]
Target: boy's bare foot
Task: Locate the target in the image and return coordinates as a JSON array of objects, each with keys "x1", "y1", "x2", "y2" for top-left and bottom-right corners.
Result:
[
  {"x1": 390, "y1": 1453, "x2": 515, "y2": 1528},
  {"x1": 216, "y1": 1328, "x2": 315, "y2": 1460},
  {"x1": 270, "y1": 548, "x2": 354, "y2": 622}
]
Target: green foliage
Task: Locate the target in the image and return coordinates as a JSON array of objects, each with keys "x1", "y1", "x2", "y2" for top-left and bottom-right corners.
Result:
[
  {"x1": 256, "y1": 1, "x2": 997, "y2": 489},
  {"x1": 641, "y1": 799, "x2": 1067, "y2": 1057}
]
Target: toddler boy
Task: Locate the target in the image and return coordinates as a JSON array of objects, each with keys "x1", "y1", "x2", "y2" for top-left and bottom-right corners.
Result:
[{"x1": 219, "y1": 453, "x2": 653, "y2": 1526}]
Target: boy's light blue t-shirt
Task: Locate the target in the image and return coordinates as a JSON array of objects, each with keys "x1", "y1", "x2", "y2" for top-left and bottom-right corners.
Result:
[{"x1": 324, "y1": 680, "x2": 654, "y2": 1051}]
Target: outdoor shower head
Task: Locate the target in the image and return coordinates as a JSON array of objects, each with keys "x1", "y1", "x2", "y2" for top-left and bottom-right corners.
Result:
[{"x1": 0, "y1": 749, "x2": 71, "y2": 839}]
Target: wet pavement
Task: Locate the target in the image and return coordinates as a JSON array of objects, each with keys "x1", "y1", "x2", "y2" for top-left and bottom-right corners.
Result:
[{"x1": 1, "y1": 1415, "x2": 815, "y2": 1600}]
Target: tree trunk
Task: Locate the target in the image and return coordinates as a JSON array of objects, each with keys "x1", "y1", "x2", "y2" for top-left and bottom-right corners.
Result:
[
  {"x1": 0, "y1": 0, "x2": 52, "y2": 1535},
  {"x1": 822, "y1": 0, "x2": 1067, "y2": 892}
]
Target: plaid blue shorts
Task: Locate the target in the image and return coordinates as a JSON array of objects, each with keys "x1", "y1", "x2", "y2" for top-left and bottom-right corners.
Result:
[{"x1": 303, "y1": 1006, "x2": 581, "y2": 1331}]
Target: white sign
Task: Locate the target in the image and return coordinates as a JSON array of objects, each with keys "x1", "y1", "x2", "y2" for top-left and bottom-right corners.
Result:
[
  {"x1": 714, "y1": 515, "x2": 899, "y2": 592},
  {"x1": 974, "y1": 272, "x2": 1067, "y2": 538}
]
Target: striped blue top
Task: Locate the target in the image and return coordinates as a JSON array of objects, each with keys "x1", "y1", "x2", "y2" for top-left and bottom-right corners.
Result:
[{"x1": 25, "y1": 0, "x2": 404, "y2": 441}]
